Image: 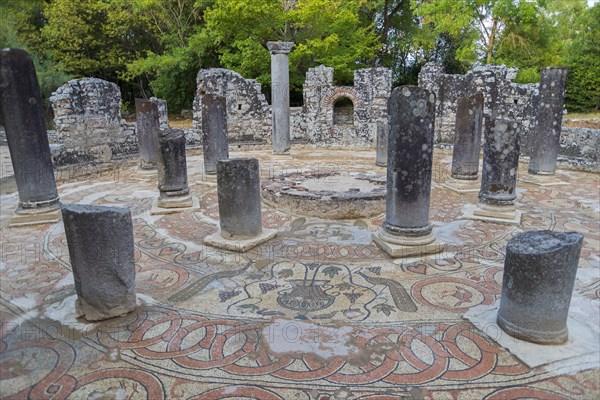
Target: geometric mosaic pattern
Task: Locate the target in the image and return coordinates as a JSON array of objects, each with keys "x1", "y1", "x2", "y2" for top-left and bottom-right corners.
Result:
[{"x1": 1, "y1": 148, "x2": 598, "y2": 399}]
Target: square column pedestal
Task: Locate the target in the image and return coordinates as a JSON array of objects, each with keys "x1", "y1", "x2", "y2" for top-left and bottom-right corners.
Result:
[
  {"x1": 372, "y1": 229, "x2": 445, "y2": 258},
  {"x1": 442, "y1": 177, "x2": 481, "y2": 193},
  {"x1": 10, "y1": 203, "x2": 61, "y2": 227},
  {"x1": 520, "y1": 172, "x2": 568, "y2": 187},
  {"x1": 204, "y1": 229, "x2": 278, "y2": 253},
  {"x1": 464, "y1": 202, "x2": 523, "y2": 225}
]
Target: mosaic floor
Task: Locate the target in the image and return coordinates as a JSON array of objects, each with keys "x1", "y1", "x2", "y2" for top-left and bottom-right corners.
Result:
[{"x1": 0, "y1": 147, "x2": 599, "y2": 399}]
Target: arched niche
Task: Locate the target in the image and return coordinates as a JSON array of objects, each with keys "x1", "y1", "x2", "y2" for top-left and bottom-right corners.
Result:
[{"x1": 333, "y1": 97, "x2": 354, "y2": 125}]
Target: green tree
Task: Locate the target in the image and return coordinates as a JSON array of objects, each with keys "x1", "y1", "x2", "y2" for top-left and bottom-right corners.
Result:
[
  {"x1": 564, "y1": 4, "x2": 600, "y2": 112},
  {"x1": 125, "y1": 0, "x2": 218, "y2": 112},
  {"x1": 361, "y1": 0, "x2": 424, "y2": 84},
  {"x1": 0, "y1": 0, "x2": 71, "y2": 121},
  {"x1": 40, "y1": 0, "x2": 160, "y2": 105},
  {"x1": 204, "y1": 0, "x2": 380, "y2": 100},
  {"x1": 412, "y1": 0, "x2": 547, "y2": 64}
]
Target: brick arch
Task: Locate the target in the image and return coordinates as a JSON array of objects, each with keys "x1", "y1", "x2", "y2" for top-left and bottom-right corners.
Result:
[{"x1": 321, "y1": 87, "x2": 365, "y2": 110}]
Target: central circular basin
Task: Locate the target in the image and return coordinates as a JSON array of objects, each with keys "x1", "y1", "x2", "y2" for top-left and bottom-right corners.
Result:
[{"x1": 261, "y1": 171, "x2": 386, "y2": 219}]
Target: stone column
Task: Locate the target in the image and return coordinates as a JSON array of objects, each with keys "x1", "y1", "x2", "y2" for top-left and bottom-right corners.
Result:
[
  {"x1": 0, "y1": 48, "x2": 60, "y2": 227},
  {"x1": 204, "y1": 158, "x2": 277, "y2": 252},
  {"x1": 528, "y1": 67, "x2": 568, "y2": 178},
  {"x1": 201, "y1": 93, "x2": 229, "y2": 175},
  {"x1": 467, "y1": 118, "x2": 522, "y2": 224},
  {"x1": 149, "y1": 97, "x2": 169, "y2": 129},
  {"x1": 372, "y1": 86, "x2": 444, "y2": 258},
  {"x1": 375, "y1": 121, "x2": 387, "y2": 166},
  {"x1": 61, "y1": 203, "x2": 137, "y2": 321},
  {"x1": 267, "y1": 41, "x2": 293, "y2": 155},
  {"x1": 151, "y1": 128, "x2": 199, "y2": 214},
  {"x1": 443, "y1": 92, "x2": 484, "y2": 193},
  {"x1": 135, "y1": 98, "x2": 160, "y2": 171},
  {"x1": 497, "y1": 230, "x2": 583, "y2": 344}
]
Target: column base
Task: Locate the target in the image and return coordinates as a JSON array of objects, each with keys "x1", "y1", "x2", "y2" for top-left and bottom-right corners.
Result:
[
  {"x1": 150, "y1": 196, "x2": 200, "y2": 215},
  {"x1": 76, "y1": 296, "x2": 136, "y2": 322},
  {"x1": 464, "y1": 202, "x2": 522, "y2": 225},
  {"x1": 375, "y1": 162, "x2": 387, "y2": 167},
  {"x1": 441, "y1": 177, "x2": 480, "y2": 193},
  {"x1": 497, "y1": 312, "x2": 568, "y2": 345},
  {"x1": 272, "y1": 150, "x2": 291, "y2": 156},
  {"x1": 521, "y1": 173, "x2": 568, "y2": 186},
  {"x1": 135, "y1": 166, "x2": 157, "y2": 179},
  {"x1": 203, "y1": 228, "x2": 278, "y2": 252},
  {"x1": 10, "y1": 204, "x2": 61, "y2": 227},
  {"x1": 372, "y1": 229, "x2": 445, "y2": 258}
]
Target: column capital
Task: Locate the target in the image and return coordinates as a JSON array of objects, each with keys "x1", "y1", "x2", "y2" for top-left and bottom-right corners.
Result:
[{"x1": 267, "y1": 41, "x2": 294, "y2": 55}]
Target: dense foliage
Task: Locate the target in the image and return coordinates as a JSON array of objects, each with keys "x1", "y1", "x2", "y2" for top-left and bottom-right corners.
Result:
[{"x1": 1, "y1": 0, "x2": 598, "y2": 113}]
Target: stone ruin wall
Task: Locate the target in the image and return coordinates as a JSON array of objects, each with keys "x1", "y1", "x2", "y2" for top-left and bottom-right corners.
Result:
[
  {"x1": 301, "y1": 66, "x2": 392, "y2": 146},
  {"x1": 49, "y1": 78, "x2": 137, "y2": 165},
  {"x1": 192, "y1": 65, "x2": 392, "y2": 147},
  {"x1": 49, "y1": 79, "x2": 172, "y2": 166},
  {"x1": 192, "y1": 69, "x2": 271, "y2": 145},
  {"x1": 44, "y1": 65, "x2": 596, "y2": 169},
  {"x1": 418, "y1": 63, "x2": 599, "y2": 164},
  {"x1": 418, "y1": 63, "x2": 539, "y2": 152}
]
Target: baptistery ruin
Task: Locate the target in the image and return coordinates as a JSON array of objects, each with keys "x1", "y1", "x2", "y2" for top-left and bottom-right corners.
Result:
[{"x1": 1, "y1": 46, "x2": 599, "y2": 400}]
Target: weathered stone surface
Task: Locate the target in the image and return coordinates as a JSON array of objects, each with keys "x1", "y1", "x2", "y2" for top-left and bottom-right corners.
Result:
[
  {"x1": 150, "y1": 97, "x2": 169, "y2": 129},
  {"x1": 216, "y1": 158, "x2": 263, "y2": 238},
  {"x1": 302, "y1": 66, "x2": 392, "y2": 146},
  {"x1": 375, "y1": 122, "x2": 388, "y2": 166},
  {"x1": 529, "y1": 67, "x2": 568, "y2": 175},
  {"x1": 201, "y1": 93, "x2": 229, "y2": 174},
  {"x1": 50, "y1": 78, "x2": 136, "y2": 165},
  {"x1": 0, "y1": 48, "x2": 60, "y2": 215},
  {"x1": 559, "y1": 127, "x2": 600, "y2": 163},
  {"x1": 157, "y1": 128, "x2": 191, "y2": 208},
  {"x1": 135, "y1": 98, "x2": 160, "y2": 170},
  {"x1": 267, "y1": 41, "x2": 294, "y2": 154},
  {"x1": 61, "y1": 203, "x2": 136, "y2": 321},
  {"x1": 419, "y1": 63, "x2": 539, "y2": 149},
  {"x1": 479, "y1": 119, "x2": 521, "y2": 206},
  {"x1": 451, "y1": 92, "x2": 484, "y2": 179},
  {"x1": 193, "y1": 69, "x2": 270, "y2": 144},
  {"x1": 261, "y1": 171, "x2": 386, "y2": 219},
  {"x1": 191, "y1": 66, "x2": 392, "y2": 147},
  {"x1": 383, "y1": 86, "x2": 436, "y2": 236},
  {"x1": 498, "y1": 230, "x2": 583, "y2": 344}
]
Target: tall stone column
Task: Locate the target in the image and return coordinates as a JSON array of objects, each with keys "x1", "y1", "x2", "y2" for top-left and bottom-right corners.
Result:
[
  {"x1": 375, "y1": 122, "x2": 387, "y2": 166},
  {"x1": 151, "y1": 128, "x2": 199, "y2": 214},
  {"x1": 498, "y1": 230, "x2": 583, "y2": 344},
  {"x1": 372, "y1": 86, "x2": 444, "y2": 258},
  {"x1": 267, "y1": 41, "x2": 293, "y2": 155},
  {"x1": 443, "y1": 92, "x2": 484, "y2": 193},
  {"x1": 204, "y1": 158, "x2": 277, "y2": 252},
  {"x1": 527, "y1": 67, "x2": 568, "y2": 183},
  {"x1": 466, "y1": 118, "x2": 523, "y2": 224},
  {"x1": 0, "y1": 48, "x2": 60, "y2": 227},
  {"x1": 61, "y1": 203, "x2": 137, "y2": 321},
  {"x1": 135, "y1": 98, "x2": 160, "y2": 171},
  {"x1": 201, "y1": 93, "x2": 229, "y2": 175}
]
